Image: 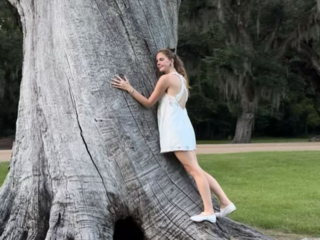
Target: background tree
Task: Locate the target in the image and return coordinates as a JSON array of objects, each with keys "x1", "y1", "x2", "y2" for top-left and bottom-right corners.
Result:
[
  {"x1": 1, "y1": 0, "x2": 319, "y2": 142},
  {"x1": 0, "y1": 0, "x2": 22, "y2": 137},
  {"x1": 178, "y1": 0, "x2": 320, "y2": 142},
  {"x1": 0, "y1": 0, "x2": 270, "y2": 239}
]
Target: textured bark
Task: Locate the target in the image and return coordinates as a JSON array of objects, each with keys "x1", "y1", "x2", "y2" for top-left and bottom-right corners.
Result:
[
  {"x1": 232, "y1": 78, "x2": 255, "y2": 144},
  {"x1": 226, "y1": 2, "x2": 256, "y2": 144},
  {"x1": 232, "y1": 107, "x2": 255, "y2": 144},
  {"x1": 0, "y1": 0, "x2": 271, "y2": 239}
]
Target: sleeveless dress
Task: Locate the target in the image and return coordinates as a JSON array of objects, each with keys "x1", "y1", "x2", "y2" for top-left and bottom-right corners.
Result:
[{"x1": 157, "y1": 72, "x2": 196, "y2": 153}]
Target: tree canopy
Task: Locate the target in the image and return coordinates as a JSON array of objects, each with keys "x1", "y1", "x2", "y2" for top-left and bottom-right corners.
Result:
[
  {"x1": 0, "y1": 0, "x2": 22, "y2": 137},
  {"x1": 178, "y1": 0, "x2": 320, "y2": 140}
]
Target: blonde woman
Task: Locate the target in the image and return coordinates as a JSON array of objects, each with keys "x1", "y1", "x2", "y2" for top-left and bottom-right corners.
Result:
[{"x1": 111, "y1": 49, "x2": 235, "y2": 223}]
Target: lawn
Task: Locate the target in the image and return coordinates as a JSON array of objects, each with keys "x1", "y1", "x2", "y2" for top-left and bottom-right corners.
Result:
[
  {"x1": 197, "y1": 137, "x2": 309, "y2": 144},
  {"x1": 198, "y1": 151, "x2": 320, "y2": 236},
  {"x1": 0, "y1": 162, "x2": 9, "y2": 186},
  {"x1": 0, "y1": 151, "x2": 319, "y2": 237}
]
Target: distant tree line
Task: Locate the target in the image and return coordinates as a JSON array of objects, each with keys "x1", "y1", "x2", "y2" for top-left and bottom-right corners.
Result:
[
  {"x1": 0, "y1": 0, "x2": 22, "y2": 137},
  {"x1": 178, "y1": 0, "x2": 320, "y2": 141},
  {"x1": 0, "y1": 0, "x2": 319, "y2": 142}
]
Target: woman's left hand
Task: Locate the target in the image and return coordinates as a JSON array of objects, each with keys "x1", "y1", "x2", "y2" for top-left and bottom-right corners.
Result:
[{"x1": 111, "y1": 75, "x2": 131, "y2": 92}]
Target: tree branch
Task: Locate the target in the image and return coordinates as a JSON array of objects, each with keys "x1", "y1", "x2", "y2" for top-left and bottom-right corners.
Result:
[{"x1": 276, "y1": 5, "x2": 320, "y2": 58}]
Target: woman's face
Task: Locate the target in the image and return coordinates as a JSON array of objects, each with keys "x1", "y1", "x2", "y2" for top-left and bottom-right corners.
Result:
[{"x1": 156, "y1": 52, "x2": 173, "y2": 73}]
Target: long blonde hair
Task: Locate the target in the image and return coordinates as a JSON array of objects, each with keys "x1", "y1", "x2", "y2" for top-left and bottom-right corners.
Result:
[{"x1": 157, "y1": 49, "x2": 190, "y2": 89}]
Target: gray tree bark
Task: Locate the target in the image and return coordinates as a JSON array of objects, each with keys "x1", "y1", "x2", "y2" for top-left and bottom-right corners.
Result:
[
  {"x1": 0, "y1": 0, "x2": 271, "y2": 239},
  {"x1": 232, "y1": 78, "x2": 255, "y2": 144}
]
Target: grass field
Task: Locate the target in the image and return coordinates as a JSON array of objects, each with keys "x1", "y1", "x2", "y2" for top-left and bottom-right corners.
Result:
[
  {"x1": 198, "y1": 151, "x2": 320, "y2": 236},
  {"x1": 197, "y1": 137, "x2": 309, "y2": 144},
  {"x1": 0, "y1": 162, "x2": 9, "y2": 186},
  {"x1": 0, "y1": 151, "x2": 319, "y2": 237}
]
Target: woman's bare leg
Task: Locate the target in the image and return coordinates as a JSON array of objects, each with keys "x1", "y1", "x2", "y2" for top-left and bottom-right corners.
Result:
[
  {"x1": 174, "y1": 151, "x2": 214, "y2": 215},
  {"x1": 190, "y1": 152, "x2": 232, "y2": 208},
  {"x1": 202, "y1": 171, "x2": 231, "y2": 208}
]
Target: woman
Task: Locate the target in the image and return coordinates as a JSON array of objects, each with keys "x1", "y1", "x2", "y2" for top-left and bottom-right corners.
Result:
[{"x1": 111, "y1": 49, "x2": 235, "y2": 223}]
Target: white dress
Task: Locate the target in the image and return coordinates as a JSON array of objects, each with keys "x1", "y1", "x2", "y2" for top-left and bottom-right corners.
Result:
[{"x1": 157, "y1": 72, "x2": 196, "y2": 153}]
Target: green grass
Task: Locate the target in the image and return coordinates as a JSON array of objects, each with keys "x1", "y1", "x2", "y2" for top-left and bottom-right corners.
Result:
[
  {"x1": 197, "y1": 137, "x2": 309, "y2": 144},
  {"x1": 199, "y1": 151, "x2": 320, "y2": 236},
  {"x1": 1, "y1": 152, "x2": 319, "y2": 236},
  {"x1": 0, "y1": 162, "x2": 10, "y2": 186}
]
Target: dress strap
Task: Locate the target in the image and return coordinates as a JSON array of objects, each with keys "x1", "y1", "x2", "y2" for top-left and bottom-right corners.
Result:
[{"x1": 169, "y1": 72, "x2": 188, "y2": 101}]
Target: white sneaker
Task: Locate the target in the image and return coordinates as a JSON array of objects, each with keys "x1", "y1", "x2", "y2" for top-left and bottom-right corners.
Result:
[
  {"x1": 216, "y1": 203, "x2": 236, "y2": 218},
  {"x1": 190, "y1": 213, "x2": 216, "y2": 223}
]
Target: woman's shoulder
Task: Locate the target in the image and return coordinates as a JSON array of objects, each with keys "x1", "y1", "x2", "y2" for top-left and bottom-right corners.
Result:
[
  {"x1": 160, "y1": 72, "x2": 181, "y2": 80},
  {"x1": 159, "y1": 73, "x2": 175, "y2": 82}
]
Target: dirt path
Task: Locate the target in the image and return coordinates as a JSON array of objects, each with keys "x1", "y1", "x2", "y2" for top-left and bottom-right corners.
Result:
[
  {"x1": 0, "y1": 150, "x2": 11, "y2": 162},
  {"x1": 196, "y1": 142, "x2": 320, "y2": 154},
  {"x1": 1, "y1": 142, "x2": 319, "y2": 162}
]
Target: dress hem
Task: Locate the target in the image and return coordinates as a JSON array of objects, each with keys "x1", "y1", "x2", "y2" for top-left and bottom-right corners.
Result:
[{"x1": 160, "y1": 148, "x2": 196, "y2": 153}]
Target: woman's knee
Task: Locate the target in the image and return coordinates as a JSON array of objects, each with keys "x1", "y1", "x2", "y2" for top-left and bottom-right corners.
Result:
[
  {"x1": 186, "y1": 165, "x2": 204, "y2": 178},
  {"x1": 203, "y1": 170, "x2": 216, "y2": 180},
  {"x1": 174, "y1": 151, "x2": 202, "y2": 175},
  {"x1": 202, "y1": 169, "x2": 210, "y2": 177}
]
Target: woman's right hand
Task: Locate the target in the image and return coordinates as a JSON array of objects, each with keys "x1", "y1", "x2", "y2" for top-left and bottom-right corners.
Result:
[{"x1": 111, "y1": 75, "x2": 132, "y2": 92}]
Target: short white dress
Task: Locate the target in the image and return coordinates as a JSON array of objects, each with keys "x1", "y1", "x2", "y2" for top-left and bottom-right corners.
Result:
[{"x1": 157, "y1": 72, "x2": 196, "y2": 153}]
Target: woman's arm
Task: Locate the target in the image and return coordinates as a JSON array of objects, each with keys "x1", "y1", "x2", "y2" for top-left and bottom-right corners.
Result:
[{"x1": 111, "y1": 75, "x2": 170, "y2": 108}]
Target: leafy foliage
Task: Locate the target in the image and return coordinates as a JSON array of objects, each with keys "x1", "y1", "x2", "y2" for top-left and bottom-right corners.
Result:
[
  {"x1": 0, "y1": 0, "x2": 22, "y2": 136},
  {"x1": 0, "y1": 0, "x2": 319, "y2": 139},
  {"x1": 178, "y1": 0, "x2": 320, "y2": 139}
]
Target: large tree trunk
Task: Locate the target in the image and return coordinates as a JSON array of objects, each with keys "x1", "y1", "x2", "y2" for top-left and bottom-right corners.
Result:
[
  {"x1": 232, "y1": 108, "x2": 255, "y2": 144},
  {"x1": 229, "y1": 3, "x2": 256, "y2": 144},
  {"x1": 0, "y1": 0, "x2": 271, "y2": 239},
  {"x1": 232, "y1": 78, "x2": 255, "y2": 143}
]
